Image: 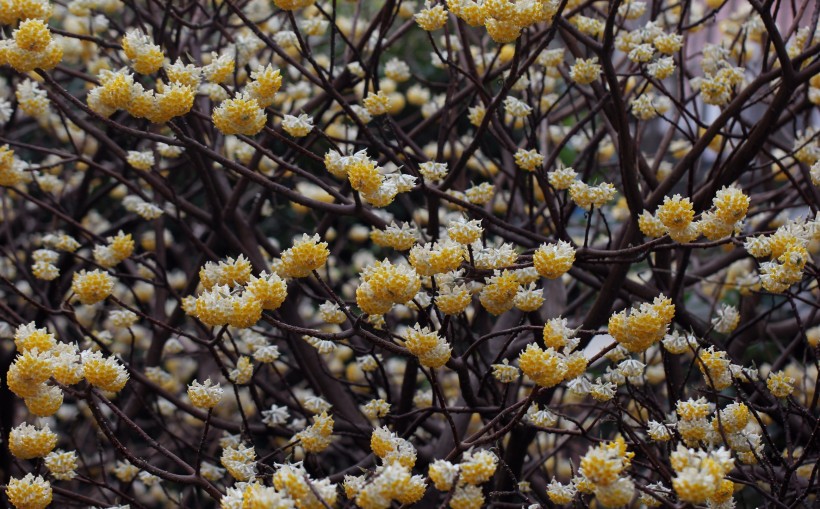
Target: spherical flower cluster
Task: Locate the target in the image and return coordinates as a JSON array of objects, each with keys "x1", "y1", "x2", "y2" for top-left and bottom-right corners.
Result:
[
  {"x1": 514, "y1": 148, "x2": 544, "y2": 171},
  {"x1": 608, "y1": 295, "x2": 675, "y2": 352},
  {"x1": 404, "y1": 324, "x2": 451, "y2": 368},
  {"x1": 295, "y1": 411, "x2": 334, "y2": 453},
  {"x1": 282, "y1": 113, "x2": 314, "y2": 137},
  {"x1": 491, "y1": 359, "x2": 520, "y2": 382},
  {"x1": 14, "y1": 322, "x2": 56, "y2": 352},
  {"x1": 324, "y1": 149, "x2": 414, "y2": 207},
  {"x1": 548, "y1": 166, "x2": 578, "y2": 190},
  {"x1": 712, "y1": 401, "x2": 749, "y2": 434},
  {"x1": 767, "y1": 370, "x2": 795, "y2": 398},
  {"x1": 568, "y1": 181, "x2": 616, "y2": 210},
  {"x1": 188, "y1": 378, "x2": 224, "y2": 409},
  {"x1": 245, "y1": 272, "x2": 288, "y2": 310},
  {"x1": 126, "y1": 150, "x2": 154, "y2": 170},
  {"x1": 229, "y1": 356, "x2": 254, "y2": 385},
  {"x1": 696, "y1": 346, "x2": 733, "y2": 390},
  {"x1": 514, "y1": 282, "x2": 544, "y2": 311},
  {"x1": 419, "y1": 161, "x2": 449, "y2": 182},
  {"x1": 5, "y1": 474, "x2": 52, "y2": 509},
  {"x1": 81, "y1": 350, "x2": 129, "y2": 392},
  {"x1": 409, "y1": 240, "x2": 464, "y2": 276},
  {"x1": 435, "y1": 279, "x2": 472, "y2": 315},
  {"x1": 577, "y1": 437, "x2": 635, "y2": 507},
  {"x1": 711, "y1": 304, "x2": 740, "y2": 334},
  {"x1": 744, "y1": 219, "x2": 811, "y2": 293},
  {"x1": 246, "y1": 64, "x2": 283, "y2": 106},
  {"x1": 0, "y1": 144, "x2": 25, "y2": 186},
  {"x1": 370, "y1": 426, "x2": 417, "y2": 468},
  {"x1": 415, "y1": 1, "x2": 448, "y2": 31},
  {"x1": 9, "y1": 423, "x2": 58, "y2": 459},
  {"x1": 273, "y1": 463, "x2": 338, "y2": 509},
  {"x1": 0, "y1": 18, "x2": 63, "y2": 72},
  {"x1": 363, "y1": 90, "x2": 392, "y2": 116},
  {"x1": 357, "y1": 259, "x2": 421, "y2": 315},
  {"x1": 570, "y1": 58, "x2": 602, "y2": 85},
  {"x1": 15, "y1": 79, "x2": 50, "y2": 119},
  {"x1": 670, "y1": 445, "x2": 734, "y2": 504},
  {"x1": 459, "y1": 449, "x2": 498, "y2": 485},
  {"x1": 447, "y1": 216, "x2": 483, "y2": 245},
  {"x1": 346, "y1": 461, "x2": 426, "y2": 509},
  {"x1": 280, "y1": 233, "x2": 330, "y2": 278},
  {"x1": 44, "y1": 449, "x2": 78, "y2": 480},
  {"x1": 122, "y1": 29, "x2": 164, "y2": 74},
  {"x1": 200, "y1": 254, "x2": 253, "y2": 289},
  {"x1": 547, "y1": 478, "x2": 577, "y2": 504},
  {"x1": 221, "y1": 443, "x2": 257, "y2": 481},
  {"x1": 213, "y1": 93, "x2": 267, "y2": 136},
  {"x1": 93, "y1": 231, "x2": 135, "y2": 268},
  {"x1": 518, "y1": 343, "x2": 567, "y2": 388},
  {"x1": 479, "y1": 269, "x2": 520, "y2": 315},
  {"x1": 532, "y1": 240, "x2": 575, "y2": 279},
  {"x1": 676, "y1": 397, "x2": 712, "y2": 445},
  {"x1": 371, "y1": 222, "x2": 418, "y2": 251},
  {"x1": 71, "y1": 269, "x2": 116, "y2": 305}
]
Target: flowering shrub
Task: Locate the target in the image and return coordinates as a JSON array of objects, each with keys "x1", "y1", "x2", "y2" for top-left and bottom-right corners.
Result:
[{"x1": 0, "y1": 0, "x2": 819, "y2": 508}]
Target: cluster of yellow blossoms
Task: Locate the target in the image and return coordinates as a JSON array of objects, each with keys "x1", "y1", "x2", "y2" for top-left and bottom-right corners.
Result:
[
  {"x1": 427, "y1": 449, "x2": 498, "y2": 509},
  {"x1": 575, "y1": 437, "x2": 635, "y2": 507},
  {"x1": 608, "y1": 295, "x2": 675, "y2": 352},
  {"x1": 0, "y1": 18, "x2": 63, "y2": 72},
  {"x1": 744, "y1": 216, "x2": 818, "y2": 293},
  {"x1": 325, "y1": 149, "x2": 416, "y2": 208},
  {"x1": 186, "y1": 254, "x2": 287, "y2": 328},
  {"x1": 342, "y1": 427, "x2": 426, "y2": 509},
  {"x1": 640, "y1": 186, "x2": 750, "y2": 243}
]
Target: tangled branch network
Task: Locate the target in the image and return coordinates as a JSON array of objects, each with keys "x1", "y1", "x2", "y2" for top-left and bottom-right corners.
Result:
[{"x1": 0, "y1": 0, "x2": 819, "y2": 508}]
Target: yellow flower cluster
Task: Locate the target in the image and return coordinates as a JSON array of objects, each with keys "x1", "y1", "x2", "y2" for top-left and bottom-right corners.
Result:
[
  {"x1": 568, "y1": 181, "x2": 616, "y2": 210},
  {"x1": 356, "y1": 259, "x2": 421, "y2": 315},
  {"x1": 514, "y1": 148, "x2": 544, "y2": 171},
  {"x1": 273, "y1": 463, "x2": 338, "y2": 509},
  {"x1": 295, "y1": 411, "x2": 334, "y2": 453},
  {"x1": 608, "y1": 295, "x2": 675, "y2": 352},
  {"x1": 696, "y1": 346, "x2": 733, "y2": 390},
  {"x1": 93, "y1": 231, "x2": 135, "y2": 268},
  {"x1": 518, "y1": 343, "x2": 567, "y2": 388},
  {"x1": 221, "y1": 442, "x2": 257, "y2": 481},
  {"x1": 188, "y1": 255, "x2": 288, "y2": 328},
  {"x1": 187, "y1": 378, "x2": 224, "y2": 409},
  {"x1": 670, "y1": 445, "x2": 734, "y2": 504},
  {"x1": 370, "y1": 222, "x2": 418, "y2": 251},
  {"x1": 213, "y1": 93, "x2": 268, "y2": 136},
  {"x1": 280, "y1": 233, "x2": 330, "y2": 278},
  {"x1": 415, "y1": 1, "x2": 449, "y2": 31},
  {"x1": 676, "y1": 397, "x2": 712, "y2": 445},
  {"x1": 346, "y1": 460, "x2": 426, "y2": 509},
  {"x1": 9, "y1": 422, "x2": 57, "y2": 459},
  {"x1": 0, "y1": 18, "x2": 63, "y2": 72},
  {"x1": 479, "y1": 269, "x2": 521, "y2": 315},
  {"x1": 324, "y1": 149, "x2": 414, "y2": 207},
  {"x1": 744, "y1": 218, "x2": 813, "y2": 293},
  {"x1": 532, "y1": 240, "x2": 575, "y2": 279},
  {"x1": 409, "y1": 240, "x2": 464, "y2": 276},
  {"x1": 569, "y1": 57, "x2": 602, "y2": 85},
  {"x1": 446, "y1": 0, "x2": 560, "y2": 43},
  {"x1": 122, "y1": 29, "x2": 163, "y2": 74},
  {"x1": 403, "y1": 324, "x2": 451, "y2": 368},
  {"x1": 578, "y1": 437, "x2": 635, "y2": 508},
  {"x1": 71, "y1": 268, "x2": 116, "y2": 305},
  {"x1": 0, "y1": 144, "x2": 25, "y2": 186},
  {"x1": 5, "y1": 474, "x2": 52, "y2": 509}
]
